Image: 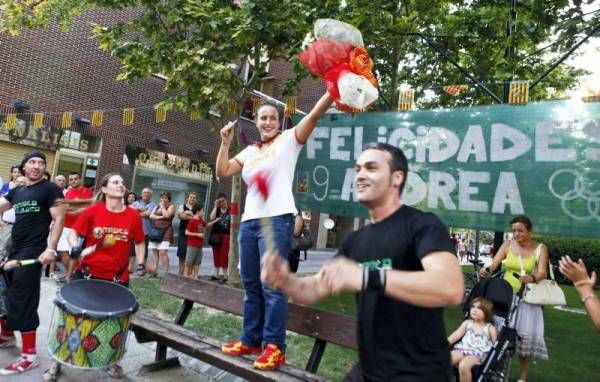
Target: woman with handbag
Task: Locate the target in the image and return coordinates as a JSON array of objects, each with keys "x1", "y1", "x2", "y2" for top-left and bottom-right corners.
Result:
[
  {"x1": 479, "y1": 215, "x2": 549, "y2": 382},
  {"x1": 147, "y1": 191, "x2": 175, "y2": 277},
  {"x1": 208, "y1": 193, "x2": 230, "y2": 282}
]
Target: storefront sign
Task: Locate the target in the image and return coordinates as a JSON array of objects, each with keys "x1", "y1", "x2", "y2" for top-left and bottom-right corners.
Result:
[
  {"x1": 294, "y1": 100, "x2": 600, "y2": 237},
  {"x1": 0, "y1": 118, "x2": 98, "y2": 152},
  {"x1": 128, "y1": 146, "x2": 213, "y2": 182}
]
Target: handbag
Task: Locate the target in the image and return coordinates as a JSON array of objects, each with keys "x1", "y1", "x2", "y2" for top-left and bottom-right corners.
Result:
[
  {"x1": 147, "y1": 225, "x2": 166, "y2": 242},
  {"x1": 208, "y1": 232, "x2": 222, "y2": 246},
  {"x1": 297, "y1": 226, "x2": 313, "y2": 251},
  {"x1": 519, "y1": 244, "x2": 566, "y2": 306}
]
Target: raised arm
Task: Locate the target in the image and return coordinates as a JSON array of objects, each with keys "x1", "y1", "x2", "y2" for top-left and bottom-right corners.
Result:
[
  {"x1": 216, "y1": 120, "x2": 242, "y2": 178},
  {"x1": 294, "y1": 93, "x2": 333, "y2": 144}
]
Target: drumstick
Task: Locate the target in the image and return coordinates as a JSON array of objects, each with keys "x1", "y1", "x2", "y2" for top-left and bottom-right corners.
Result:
[{"x1": 2, "y1": 259, "x2": 40, "y2": 271}]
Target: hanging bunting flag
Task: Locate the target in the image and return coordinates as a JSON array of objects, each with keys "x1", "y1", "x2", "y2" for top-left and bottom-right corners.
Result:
[
  {"x1": 155, "y1": 106, "x2": 167, "y2": 123},
  {"x1": 61, "y1": 112, "x2": 73, "y2": 129},
  {"x1": 285, "y1": 96, "x2": 297, "y2": 116},
  {"x1": 509, "y1": 80, "x2": 529, "y2": 105},
  {"x1": 397, "y1": 89, "x2": 414, "y2": 111},
  {"x1": 443, "y1": 85, "x2": 468, "y2": 96},
  {"x1": 4, "y1": 114, "x2": 16, "y2": 130},
  {"x1": 190, "y1": 111, "x2": 201, "y2": 121},
  {"x1": 33, "y1": 113, "x2": 44, "y2": 129},
  {"x1": 91, "y1": 111, "x2": 104, "y2": 127},
  {"x1": 228, "y1": 100, "x2": 238, "y2": 116},
  {"x1": 122, "y1": 108, "x2": 134, "y2": 126},
  {"x1": 252, "y1": 98, "x2": 262, "y2": 116}
]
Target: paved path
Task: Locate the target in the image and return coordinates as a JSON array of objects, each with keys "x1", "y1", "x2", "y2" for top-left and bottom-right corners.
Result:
[{"x1": 0, "y1": 248, "x2": 336, "y2": 381}]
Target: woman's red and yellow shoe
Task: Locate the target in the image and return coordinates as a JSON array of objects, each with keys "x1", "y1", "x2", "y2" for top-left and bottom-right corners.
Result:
[
  {"x1": 253, "y1": 344, "x2": 285, "y2": 370},
  {"x1": 221, "y1": 340, "x2": 262, "y2": 356}
]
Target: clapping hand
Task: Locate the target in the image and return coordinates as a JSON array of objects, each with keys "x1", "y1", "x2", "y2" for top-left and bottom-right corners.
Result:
[{"x1": 559, "y1": 256, "x2": 596, "y2": 288}]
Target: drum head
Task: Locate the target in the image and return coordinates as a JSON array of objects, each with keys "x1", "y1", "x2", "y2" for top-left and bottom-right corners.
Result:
[{"x1": 55, "y1": 279, "x2": 139, "y2": 319}]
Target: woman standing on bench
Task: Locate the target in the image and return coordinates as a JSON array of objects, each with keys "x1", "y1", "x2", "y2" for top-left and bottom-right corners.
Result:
[{"x1": 215, "y1": 93, "x2": 332, "y2": 371}]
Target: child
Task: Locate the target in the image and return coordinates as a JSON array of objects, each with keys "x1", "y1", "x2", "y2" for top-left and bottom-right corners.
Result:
[
  {"x1": 448, "y1": 297, "x2": 498, "y2": 382},
  {"x1": 184, "y1": 205, "x2": 206, "y2": 278}
]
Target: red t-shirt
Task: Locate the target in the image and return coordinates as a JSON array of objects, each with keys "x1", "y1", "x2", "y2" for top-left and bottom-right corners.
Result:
[
  {"x1": 72, "y1": 203, "x2": 144, "y2": 283},
  {"x1": 64, "y1": 187, "x2": 94, "y2": 228},
  {"x1": 186, "y1": 218, "x2": 206, "y2": 247}
]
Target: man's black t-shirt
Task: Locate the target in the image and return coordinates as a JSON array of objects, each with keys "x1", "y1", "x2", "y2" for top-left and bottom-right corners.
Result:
[
  {"x1": 339, "y1": 205, "x2": 455, "y2": 381},
  {"x1": 4, "y1": 179, "x2": 63, "y2": 252}
]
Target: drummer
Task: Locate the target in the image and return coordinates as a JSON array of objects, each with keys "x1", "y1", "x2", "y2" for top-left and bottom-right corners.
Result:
[
  {"x1": 0, "y1": 151, "x2": 66, "y2": 376},
  {"x1": 43, "y1": 172, "x2": 145, "y2": 381}
]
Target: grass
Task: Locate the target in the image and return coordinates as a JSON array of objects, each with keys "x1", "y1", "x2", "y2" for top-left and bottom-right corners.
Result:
[{"x1": 131, "y1": 277, "x2": 600, "y2": 381}]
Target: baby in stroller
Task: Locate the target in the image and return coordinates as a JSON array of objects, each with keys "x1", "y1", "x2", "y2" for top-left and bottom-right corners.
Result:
[{"x1": 448, "y1": 297, "x2": 498, "y2": 382}]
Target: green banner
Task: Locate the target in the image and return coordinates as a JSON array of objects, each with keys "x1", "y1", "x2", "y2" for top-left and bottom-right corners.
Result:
[{"x1": 293, "y1": 100, "x2": 600, "y2": 237}]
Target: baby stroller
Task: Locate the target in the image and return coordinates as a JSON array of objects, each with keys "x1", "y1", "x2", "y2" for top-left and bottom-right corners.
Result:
[{"x1": 459, "y1": 275, "x2": 521, "y2": 382}]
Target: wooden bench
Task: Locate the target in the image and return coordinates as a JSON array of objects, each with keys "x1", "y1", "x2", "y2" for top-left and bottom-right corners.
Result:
[{"x1": 130, "y1": 273, "x2": 357, "y2": 381}]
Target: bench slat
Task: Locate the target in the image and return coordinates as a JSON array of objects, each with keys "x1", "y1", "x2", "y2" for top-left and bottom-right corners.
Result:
[
  {"x1": 159, "y1": 273, "x2": 358, "y2": 350},
  {"x1": 131, "y1": 311, "x2": 329, "y2": 382}
]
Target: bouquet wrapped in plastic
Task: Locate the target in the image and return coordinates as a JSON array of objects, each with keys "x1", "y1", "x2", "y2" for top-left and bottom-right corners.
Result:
[{"x1": 298, "y1": 19, "x2": 378, "y2": 111}]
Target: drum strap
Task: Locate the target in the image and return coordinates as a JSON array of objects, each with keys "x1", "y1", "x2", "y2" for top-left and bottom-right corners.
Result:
[{"x1": 80, "y1": 263, "x2": 129, "y2": 284}]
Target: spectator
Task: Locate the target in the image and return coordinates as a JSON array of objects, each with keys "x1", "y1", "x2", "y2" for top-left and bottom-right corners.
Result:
[
  {"x1": 0, "y1": 166, "x2": 22, "y2": 197},
  {"x1": 131, "y1": 188, "x2": 156, "y2": 274},
  {"x1": 176, "y1": 192, "x2": 198, "y2": 275},
  {"x1": 147, "y1": 191, "x2": 175, "y2": 276},
  {"x1": 208, "y1": 192, "x2": 231, "y2": 282}
]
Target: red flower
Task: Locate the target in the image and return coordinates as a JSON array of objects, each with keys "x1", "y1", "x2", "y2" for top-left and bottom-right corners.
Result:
[
  {"x1": 82, "y1": 335, "x2": 100, "y2": 352},
  {"x1": 110, "y1": 332, "x2": 124, "y2": 349},
  {"x1": 57, "y1": 326, "x2": 66, "y2": 343}
]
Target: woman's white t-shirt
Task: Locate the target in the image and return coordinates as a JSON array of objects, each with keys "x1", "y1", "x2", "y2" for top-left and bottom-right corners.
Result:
[{"x1": 234, "y1": 128, "x2": 302, "y2": 222}]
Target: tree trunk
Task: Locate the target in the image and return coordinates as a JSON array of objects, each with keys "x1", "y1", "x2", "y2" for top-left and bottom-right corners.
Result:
[{"x1": 227, "y1": 174, "x2": 242, "y2": 286}]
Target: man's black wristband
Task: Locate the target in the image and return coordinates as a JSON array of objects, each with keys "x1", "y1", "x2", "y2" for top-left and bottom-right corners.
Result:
[{"x1": 366, "y1": 269, "x2": 387, "y2": 293}]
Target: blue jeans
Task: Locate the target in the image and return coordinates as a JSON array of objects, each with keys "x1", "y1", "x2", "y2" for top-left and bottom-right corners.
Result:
[{"x1": 239, "y1": 214, "x2": 293, "y2": 350}]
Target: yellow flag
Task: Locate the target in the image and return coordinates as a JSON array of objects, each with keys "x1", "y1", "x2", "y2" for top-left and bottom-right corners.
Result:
[
  {"x1": 397, "y1": 89, "x2": 415, "y2": 111},
  {"x1": 252, "y1": 98, "x2": 262, "y2": 115},
  {"x1": 33, "y1": 113, "x2": 44, "y2": 129},
  {"x1": 5, "y1": 114, "x2": 16, "y2": 130},
  {"x1": 91, "y1": 111, "x2": 104, "y2": 127},
  {"x1": 285, "y1": 96, "x2": 297, "y2": 116},
  {"x1": 190, "y1": 111, "x2": 201, "y2": 121},
  {"x1": 61, "y1": 112, "x2": 73, "y2": 129},
  {"x1": 123, "y1": 108, "x2": 134, "y2": 126},
  {"x1": 228, "y1": 100, "x2": 238, "y2": 116},
  {"x1": 509, "y1": 80, "x2": 529, "y2": 105},
  {"x1": 155, "y1": 106, "x2": 167, "y2": 123}
]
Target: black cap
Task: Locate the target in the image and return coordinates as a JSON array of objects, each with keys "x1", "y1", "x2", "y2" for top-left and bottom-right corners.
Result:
[{"x1": 20, "y1": 151, "x2": 46, "y2": 172}]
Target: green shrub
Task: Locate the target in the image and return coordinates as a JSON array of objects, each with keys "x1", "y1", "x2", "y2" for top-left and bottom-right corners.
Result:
[{"x1": 534, "y1": 234, "x2": 600, "y2": 284}]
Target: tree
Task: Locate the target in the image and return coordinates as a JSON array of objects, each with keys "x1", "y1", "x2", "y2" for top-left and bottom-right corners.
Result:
[{"x1": 1, "y1": 0, "x2": 596, "y2": 110}]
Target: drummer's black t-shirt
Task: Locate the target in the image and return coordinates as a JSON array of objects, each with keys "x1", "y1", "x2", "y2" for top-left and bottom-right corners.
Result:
[
  {"x1": 338, "y1": 205, "x2": 455, "y2": 381},
  {"x1": 4, "y1": 179, "x2": 64, "y2": 251}
]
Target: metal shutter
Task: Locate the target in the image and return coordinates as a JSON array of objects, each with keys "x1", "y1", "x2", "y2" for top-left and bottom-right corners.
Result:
[{"x1": 0, "y1": 142, "x2": 55, "y2": 183}]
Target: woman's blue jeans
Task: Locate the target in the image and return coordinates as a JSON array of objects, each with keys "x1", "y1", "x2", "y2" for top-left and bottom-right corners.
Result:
[{"x1": 238, "y1": 214, "x2": 293, "y2": 351}]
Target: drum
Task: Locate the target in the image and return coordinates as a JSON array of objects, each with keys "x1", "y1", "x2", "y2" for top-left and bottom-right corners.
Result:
[{"x1": 47, "y1": 279, "x2": 139, "y2": 369}]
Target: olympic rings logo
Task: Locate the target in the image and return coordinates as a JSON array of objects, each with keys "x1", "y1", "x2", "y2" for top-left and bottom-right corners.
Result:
[{"x1": 548, "y1": 169, "x2": 600, "y2": 222}]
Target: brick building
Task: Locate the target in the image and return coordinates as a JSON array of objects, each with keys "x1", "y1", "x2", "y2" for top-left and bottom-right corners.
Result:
[{"x1": 1, "y1": 9, "x2": 322, "y2": 205}]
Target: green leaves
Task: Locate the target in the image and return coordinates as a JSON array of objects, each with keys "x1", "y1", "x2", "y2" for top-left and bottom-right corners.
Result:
[{"x1": 0, "y1": 0, "x2": 596, "y2": 116}]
